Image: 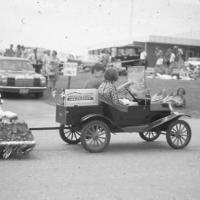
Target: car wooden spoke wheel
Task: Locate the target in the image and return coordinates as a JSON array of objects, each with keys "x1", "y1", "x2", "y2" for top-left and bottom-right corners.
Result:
[
  {"x1": 59, "y1": 125, "x2": 81, "y2": 144},
  {"x1": 81, "y1": 120, "x2": 111, "y2": 153},
  {"x1": 139, "y1": 131, "x2": 160, "y2": 142},
  {"x1": 166, "y1": 120, "x2": 191, "y2": 149}
]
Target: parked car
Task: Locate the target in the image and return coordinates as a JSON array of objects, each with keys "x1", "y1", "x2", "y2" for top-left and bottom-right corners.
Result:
[
  {"x1": 185, "y1": 57, "x2": 200, "y2": 66},
  {"x1": 80, "y1": 56, "x2": 98, "y2": 71},
  {"x1": 0, "y1": 57, "x2": 46, "y2": 97}
]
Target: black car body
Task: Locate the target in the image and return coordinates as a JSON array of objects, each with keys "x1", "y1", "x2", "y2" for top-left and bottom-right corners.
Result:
[{"x1": 56, "y1": 99, "x2": 191, "y2": 153}]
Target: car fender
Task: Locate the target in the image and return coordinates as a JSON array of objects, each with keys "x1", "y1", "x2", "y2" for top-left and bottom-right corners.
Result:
[
  {"x1": 145, "y1": 112, "x2": 191, "y2": 131},
  {"x1": 80, "y1": 113, "x2": 116, "y2": 128}
]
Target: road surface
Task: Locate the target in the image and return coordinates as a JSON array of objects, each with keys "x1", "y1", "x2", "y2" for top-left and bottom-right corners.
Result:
[{"x1": 0, "y1": 95, "x2": 200, "y2": 200}]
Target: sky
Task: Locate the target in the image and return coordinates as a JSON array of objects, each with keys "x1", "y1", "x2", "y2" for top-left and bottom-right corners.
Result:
[{"x1": 0, "y1": 0, "x2": 200, "y2": 55}]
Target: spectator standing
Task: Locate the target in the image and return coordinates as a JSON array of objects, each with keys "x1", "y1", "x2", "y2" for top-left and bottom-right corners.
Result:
[
  {"x1": 155, "y1": 47, "x2": 161, "y2": 58},
  {"x1": 170, "y1": 49, "x2": 176, "y2": 63},
  {"x1": 169, "y1": 48, "x2": 176, "y2": 74},
  {"x1": 177, "y1": 47, "x2": 184, "y2": 69},
  {"x1": 164, "y1": 48, "x2": 172, "y2": 74},
  {"x1": 29, "y1": 48, "x2": 43, "y2": 73},
  {"x1": 100, "y1": 49, "x2": 110, "y2": 67},
  {"x1": 173, "y1": 46, "x2": 179, "y2": 61},
  {"x1": 84, "y1": 63, "x2": 105, "y2": 89},
  {"x1": 154, "y1": 48, "x2": 164, "y2": 76},
  {"x1": 41, "y1": 50, "x2": 50, "y2": 81},
  {"x1": 15, "y1": 45, "x2": 22, "y2": 57},
  {"x1": 46, "y1": 50, "x2": 60, "y2": 92},
  {"x1": 164, "y1": 48, "x2": 171, "y2": 66},
  {"x1": 21, "y1": 46, "x2": 28, "y2": 58},
  {"x1": 4, "y1": 44, "x2": 15, "y2": 57},
  {"x1": 139, "y1": 47, "x2": 148, "y2": 69}
]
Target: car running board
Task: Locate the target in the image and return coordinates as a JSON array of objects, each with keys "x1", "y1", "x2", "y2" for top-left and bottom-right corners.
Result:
[{"x1": 121, "y1": 125, "x2": 149, "y2": 133}]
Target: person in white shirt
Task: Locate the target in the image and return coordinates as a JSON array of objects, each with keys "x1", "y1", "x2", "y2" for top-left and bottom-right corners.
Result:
[
  {"x1": 29, "y1": 48, "x2": 43, "y2": 73},
  {"x1": 41, "y1": 50, "x2": 50, "y2": 81},
  {"x1": 140, "y1": 48, "x2": 148, "y2": 69},
  {"x1": 154, "y1": 49, "x2": 164, "y2": 77},
  {"x1": 46, "y1": 50, "x2": 60, "y2": 92},
  {"x1": 170, "y1": 52, "x2": 176, "y2": 63},
  {"x1": 169, "y1": 49, "x2": 177, "y2": 74}
]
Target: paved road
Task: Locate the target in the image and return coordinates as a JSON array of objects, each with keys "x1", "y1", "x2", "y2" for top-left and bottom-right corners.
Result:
[{"x1": 0, "y1": 96, "x2": 200, "y2": 200}]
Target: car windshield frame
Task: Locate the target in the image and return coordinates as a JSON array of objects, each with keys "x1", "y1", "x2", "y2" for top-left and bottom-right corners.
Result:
[{"x1": 0, "y1": 60, "x2": 34, "y2": 72}]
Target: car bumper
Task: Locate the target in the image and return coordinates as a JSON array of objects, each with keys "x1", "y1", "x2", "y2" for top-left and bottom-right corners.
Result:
[{"x1": 0, "y1": 86, "x2": 47, "y2": 94}]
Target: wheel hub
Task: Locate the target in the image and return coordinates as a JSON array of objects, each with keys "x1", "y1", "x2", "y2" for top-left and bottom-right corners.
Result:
[
  {"x1": 91, "y1": 129, "x2": 101, "y2": 140},
  {"x1": 175, "y1": 130, "x2": 181, "y2": 137},
  {"x1": 92, "y1": 134, "x2": 98, "y2": 140}
]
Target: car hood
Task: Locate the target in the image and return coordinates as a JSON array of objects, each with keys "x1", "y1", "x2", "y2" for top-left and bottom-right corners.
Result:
[{"x1": 0, "y1": 70, "x2": 44, "y2": 79}]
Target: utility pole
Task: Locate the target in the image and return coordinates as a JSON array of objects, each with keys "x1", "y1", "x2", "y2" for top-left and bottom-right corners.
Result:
[{"x1": 129, "y1": 0, "x2": 134, "y2": 42}]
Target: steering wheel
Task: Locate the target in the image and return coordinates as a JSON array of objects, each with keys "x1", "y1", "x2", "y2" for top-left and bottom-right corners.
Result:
[
  {"x1": 118, "y1": 81, "x2": 140, "y2": 102},
  {"x1": 125, "y1": 87, "x2": 137, "y2": 101},
  {"x1": 118, "y1": 81, "x2": 148, "y2": 105},
  {"x1": 125, "y1": 87, "x2": 147, "y2": 105}
]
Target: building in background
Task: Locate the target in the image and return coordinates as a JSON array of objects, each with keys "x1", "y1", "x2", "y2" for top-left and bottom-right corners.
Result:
[{"x1": 88, "y1": 31, "x2": 200, "y2": 68}]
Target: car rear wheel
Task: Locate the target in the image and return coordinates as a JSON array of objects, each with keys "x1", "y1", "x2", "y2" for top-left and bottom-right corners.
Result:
[
  {"x1": 81, "y1": 120, "x2": 111, "y2": 153},
  {"x1": 139, "y1": 131, "x2": 160, "y2": 142},
  {"x1": 166, "y1": 120, "x2": 191, "y2": 149},
  {"x1": 59, "y1": 125, "x2": 81, "y2": 144}
]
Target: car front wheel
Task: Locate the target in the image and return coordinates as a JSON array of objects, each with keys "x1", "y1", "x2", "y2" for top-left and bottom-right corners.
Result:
[{"x1": 166, "y1": 120, "x2": 191, "y2": 149}]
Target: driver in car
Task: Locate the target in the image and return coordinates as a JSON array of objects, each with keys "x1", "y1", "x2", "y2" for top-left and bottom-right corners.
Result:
[{"x1": 98, "y1": 67, "x2": 134, "y2": 112}]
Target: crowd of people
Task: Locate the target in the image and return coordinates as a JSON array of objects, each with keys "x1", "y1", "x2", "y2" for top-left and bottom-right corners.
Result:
[
  {"x1": 154, "y1": 45, "x2": 184, "y2": 76},
  {"x1": 3, "y1": 44, "x2": 28, "y2": 58},
  {"x1": 151, "y1": 45, "x2": 200, "y2": 80}
]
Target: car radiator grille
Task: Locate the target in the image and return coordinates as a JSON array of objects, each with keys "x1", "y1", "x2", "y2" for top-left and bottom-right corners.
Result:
[
  {"x1": 6, "y1": 78, "x2": 41, "y2": 87},
  {"x1": 33, "y1": 78, "x2": 41, "y2": 86},
  {"x1": 15, "y1": 79, "x2": 33, "y2": 87},
  {"x1": 7, "y1": 78, "x2": 15, "y2": 86}
]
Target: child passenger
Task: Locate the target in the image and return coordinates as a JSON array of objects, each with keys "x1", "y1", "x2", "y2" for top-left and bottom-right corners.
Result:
[
  {"x1": 161, "y1": 88, "x2": 186, "y2": 108},
  {"x1": 172, "y1": 88, "x2": 186, "y2": 108},
  {"x1": 84, "y1": 63, "x2": 105, "y2": 89}
]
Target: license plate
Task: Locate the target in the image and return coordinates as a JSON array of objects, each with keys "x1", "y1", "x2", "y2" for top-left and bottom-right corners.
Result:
[{"x1": 19, "y1": 88, "x2": 29, "y2": 94}]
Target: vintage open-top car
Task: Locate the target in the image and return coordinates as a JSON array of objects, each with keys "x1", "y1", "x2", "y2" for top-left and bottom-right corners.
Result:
[{"x1": 56, "y1": 88, "x2": 192, "y2": 153}]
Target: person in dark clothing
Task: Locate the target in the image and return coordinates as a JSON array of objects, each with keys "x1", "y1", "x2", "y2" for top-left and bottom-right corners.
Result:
[
  {"x1": 29, "y1": 48, "x2": 43, "y2": 73},
  {"x1": 4, "y1": 44, "x2": 15, "y2": 57},
  {"x1": 15, "y1": 45, "x2": 22, "y2": 57},
  {"x1": 84, "y1": 63, "x2": 105, "y2": 89}
]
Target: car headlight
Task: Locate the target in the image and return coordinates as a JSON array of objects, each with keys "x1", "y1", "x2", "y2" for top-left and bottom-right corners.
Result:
[
  {"x1": 0, "y1": 76, "x2": 7, "y2": 85},
  {"x1": 41, "y1": 77, "x2": 46, "y2": 86}
]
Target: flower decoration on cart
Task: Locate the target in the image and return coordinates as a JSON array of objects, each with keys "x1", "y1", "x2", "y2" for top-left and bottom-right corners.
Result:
[{"x1": 0, "y1": 94, "x2": 36, "y2": 159}]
